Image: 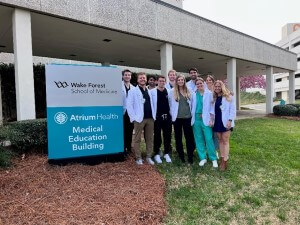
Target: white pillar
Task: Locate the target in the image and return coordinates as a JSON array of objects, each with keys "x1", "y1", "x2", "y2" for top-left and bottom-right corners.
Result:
[
  {"x1": 227, "y1": 58, "x2": 236, "y2": 105},
  {"x1": 160, "y1": 43, "x2": 173, "y2": 78},
  {"x1": 236, "y1": 76, "x2": 241, "y2": 110},
  {"x1": 266, "y1": 66, "x2": 274, "y2": 114},
  {"x1": 289, "y1": 71, "x2": 295, "y2": 104},
  {"x1": 13, "y1": 9, "x2": 35, "y2": 120}
]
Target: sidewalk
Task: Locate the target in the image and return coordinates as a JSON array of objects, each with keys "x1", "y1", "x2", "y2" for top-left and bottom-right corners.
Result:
[{"x1": 236, "y1": 102, "x2": 279, "y2": 120}]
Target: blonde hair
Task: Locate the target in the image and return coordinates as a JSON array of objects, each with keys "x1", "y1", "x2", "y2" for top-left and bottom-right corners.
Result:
[
  {"x1": 213, "y1": 80, "x2": 232, "y2": 102},
  {"x1": 196, "y1": 77, "x2": 205, "y2": 84},
  {"x1": 168, "y1": 69, "x2": 177, "y2": 77},
  {"x1": 173, "y1": 74, "x2": 191, "y2": 102}
]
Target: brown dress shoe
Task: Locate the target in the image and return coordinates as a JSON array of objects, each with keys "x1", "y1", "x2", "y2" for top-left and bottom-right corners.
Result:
[
  {"x1": 220, "y1": 157, "x2": 225, "y2": 171},
  {"x1": 224, "y1": 160, "x2": 228, "y2": 171}
]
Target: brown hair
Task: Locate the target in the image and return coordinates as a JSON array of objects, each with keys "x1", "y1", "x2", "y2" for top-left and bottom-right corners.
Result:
[
  {"x1": 206, "y1": 75, "x2": 215, "y2": 83},
  {"x1": 122, "y1": 69, "x2": 132, "y2": 76},
  {"x1": 157, "y1": 75, "x2": 166, "y2": 81}
]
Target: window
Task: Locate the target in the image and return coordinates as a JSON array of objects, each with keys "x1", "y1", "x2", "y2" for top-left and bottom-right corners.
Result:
[
  {"x1": 276, "y1": 78, "x2": 282, "y2": 82},
  {"x1": 297, "y1": 57, "x2": 300, "y2": 62},
  {"x1": 295, "y1": 74, "x2": 300, "y2": 79},
  {"x1": 292, "y1": 41, "x2": 300, "y2": 48}
]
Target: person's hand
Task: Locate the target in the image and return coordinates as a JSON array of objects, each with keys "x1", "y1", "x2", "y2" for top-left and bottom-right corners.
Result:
[
  {"x1": 209, "y1": 120, "x2": 214, "y2": 127},
  {"x1": 226, "y1": 120, "x2": 232, "y2": 129}
]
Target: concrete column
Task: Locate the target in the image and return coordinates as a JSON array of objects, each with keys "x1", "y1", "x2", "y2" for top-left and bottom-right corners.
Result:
[
  {"x1": 227, "y1": 58, "x2": 237, "y2": 105},
  {"x1": 236, "y1": 76, "x2": 241, "y2": 110},
  {"x1": 289, "y1": 71, "x2": 295, "y2": 103},
  {"x1": 266, "y1": 66, "x2": 274, "y2": 114},
  {"x1": 160, "y1": 43, "x2": 173, "y2": 78},
  {"x1": 13, "y1": 9, "x2": 35, "y2": 120}
]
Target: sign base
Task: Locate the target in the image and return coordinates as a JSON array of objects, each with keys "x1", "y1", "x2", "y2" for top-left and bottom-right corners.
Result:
[{"x1": 48, "y1": 152, "x2": 126, "y2": 166}]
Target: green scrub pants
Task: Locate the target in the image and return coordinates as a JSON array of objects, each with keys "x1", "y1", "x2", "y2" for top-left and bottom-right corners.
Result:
[{"x1": 193, "y1": 114, "x2": 217, "y2": 161}]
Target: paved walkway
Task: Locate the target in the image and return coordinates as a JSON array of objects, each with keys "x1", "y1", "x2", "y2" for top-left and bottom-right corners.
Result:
[{"x1": 236, "y1": 102, "x2": 279, "y2": 120}]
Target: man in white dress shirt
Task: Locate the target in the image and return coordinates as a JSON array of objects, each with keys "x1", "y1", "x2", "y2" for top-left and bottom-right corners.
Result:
[{"x1": 186, "y1": 68, "x2": 198, "y2": 93}]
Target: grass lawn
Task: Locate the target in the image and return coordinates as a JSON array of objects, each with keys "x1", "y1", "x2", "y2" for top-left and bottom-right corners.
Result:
[
  {"x1": 157, "y1": 118, "x2": 300, "y2": 225},
  {"x1": 241, "y1": 91, "x2": 266, "y2": 105}
]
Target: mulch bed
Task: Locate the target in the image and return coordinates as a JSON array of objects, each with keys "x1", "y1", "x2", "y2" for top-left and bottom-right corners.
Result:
[
  {"x1": 0, "y1": 154, "x2": 166, "y2": 225},
  {"x1": 267, "y1": 114, "x2": 300, "y2": 121}
]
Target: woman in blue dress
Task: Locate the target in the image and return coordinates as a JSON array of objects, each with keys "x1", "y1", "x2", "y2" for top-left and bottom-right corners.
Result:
[{"x1": 213, "y1": 80, "x2": 236, "y2": 171}]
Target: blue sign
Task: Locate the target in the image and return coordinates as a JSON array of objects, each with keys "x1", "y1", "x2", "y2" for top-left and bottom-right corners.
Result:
[{"x1": 46, "y1": 64, "x2": 123, "y2": 160}]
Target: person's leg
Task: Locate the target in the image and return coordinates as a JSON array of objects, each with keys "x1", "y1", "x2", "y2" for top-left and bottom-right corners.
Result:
[
  {"x1": 153, "y1": 118, "x2": 162, "y2": 156},
  {"x1": 213, "y1": 132, "x2": 219, "y2": 151},
  {"x1": 222, "y1": 131, "x2": 231, "y2": 162},
  {"x1": 162, "y1": 118, "x2": 172, "y2": 155},
  {"x1": 192, "y1": 118, "x2": 206, "y2": 160},
  {"x1": 128, "y1": 119, "x2": 134, "y2": 152},
  {"x1": 203, "y1": 124, "x2": 217, "y2": 161},
  {"x1": 144, "y1": 118, "x2": 154, "y2": 159},
  {"x1": 123, "y1": 112, "x2": 133, "y2": 153},
  {"x1": 217, "y1": 132, "x2": 224, "y2": 159},
  {"x1": 174, "y1": 119, "x2": 185, "y2": 162},
  {"x1": 183, "y1": 118, "x2": 195, "y2": 164},
  {"x1": 133, "y1": 121, "x2": 145, "y2": 160}
]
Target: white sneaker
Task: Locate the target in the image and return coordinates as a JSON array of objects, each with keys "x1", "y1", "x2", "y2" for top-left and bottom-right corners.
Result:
[
  {"x1": 164, "y1": 154, "x2": 172, "y2": 163},
  {"x1": 154, "y1": 154, "x2": 162, "y2": 164},
  {"x1": 146, "y1": 157, "x2": 155, "y2": 165},
  {"x1": 136, "y1": 159, "x2": 143, "y2": 165},
  {"x1": 199, "y1": 159, "x2": 207, "y2": 167},
  {"x1": 212, "y1": 160, "x2": 218, "y2": 168}
]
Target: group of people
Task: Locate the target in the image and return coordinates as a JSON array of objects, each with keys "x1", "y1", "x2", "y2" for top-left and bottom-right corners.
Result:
[{"x1": 122, "y1": 68, "x2": 236, "y2": 171}]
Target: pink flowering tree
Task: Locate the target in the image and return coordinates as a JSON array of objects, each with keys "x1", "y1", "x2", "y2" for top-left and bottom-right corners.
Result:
[
  {"x1": 223, "y1": 75, "x2": 266, "y2": 91},
  {"x1": 239, "y1": 75, "x2": 266, "y2": 91}
]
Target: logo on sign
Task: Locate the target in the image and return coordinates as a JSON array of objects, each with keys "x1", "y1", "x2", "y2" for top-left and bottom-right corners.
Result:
[
  {"x1": 54, "y1": 112, "x2": 68, "y2": 124},
  {"x1": 54, "y1": 81, "x2": 69, "y2": 88}
]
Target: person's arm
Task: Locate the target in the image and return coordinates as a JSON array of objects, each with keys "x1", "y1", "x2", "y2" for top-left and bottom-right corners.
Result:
[
  {"x1": 208, "y1": 93, "x2": 215, "y2": 126},
  {"x1": 226, "y1": 96, "x2": 236, "y2": 128},
  {"x1": 126, "y1": 89, "x2": 135, "y2": 123}
]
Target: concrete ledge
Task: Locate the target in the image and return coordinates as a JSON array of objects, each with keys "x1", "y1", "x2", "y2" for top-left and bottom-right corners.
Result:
[{"x1": 0, "y1": 0, "x2": 297, "y2": 71}]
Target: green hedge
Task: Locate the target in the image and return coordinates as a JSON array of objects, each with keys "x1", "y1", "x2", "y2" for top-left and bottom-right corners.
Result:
[
  {"x1": 0, "y1": 147, "x2": 14, "y2": 168},
  {"x1": 0, "y1": 119, "x2": 47, "y2": 153},
  {"x1": 0, "y1": 63, "x2": 46, "y2": 121},
  {"x1": 273, "y1": 104, "x2": 300, "y2": 117}
]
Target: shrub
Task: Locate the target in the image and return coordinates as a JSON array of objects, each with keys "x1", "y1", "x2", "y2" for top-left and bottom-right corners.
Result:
[
  {"x1": 0, "y1": 119, "x2": 47, "y2": 153},
  {"x1": 273, "y1": 104, "x2": 299, "y2": 117},
  {"x1": 0, "y1": 147, "x2": 14, "y2": 168}
]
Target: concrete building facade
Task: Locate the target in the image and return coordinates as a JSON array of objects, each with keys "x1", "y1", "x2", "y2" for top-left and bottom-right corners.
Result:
[
  {"x1": 275, "y1": 23, "x2": 300, "y2": 101},
  {"x1": 0, "y1": 0, "x2": 297, "y2": 121}
]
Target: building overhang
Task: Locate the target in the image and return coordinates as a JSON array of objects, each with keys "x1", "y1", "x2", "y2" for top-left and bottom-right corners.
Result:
[{"x1": 0, "y1": 1, "x2": 297, "y2": 77}]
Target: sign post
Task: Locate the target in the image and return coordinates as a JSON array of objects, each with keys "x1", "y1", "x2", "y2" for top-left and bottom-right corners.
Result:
[{"x1": 46, "y1": 64, "x2": 123, "y2": 161}]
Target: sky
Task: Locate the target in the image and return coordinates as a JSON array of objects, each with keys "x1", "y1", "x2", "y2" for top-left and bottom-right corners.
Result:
[{"x1": 183, "y1": 0, "x2": 300, "y2": 44}]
